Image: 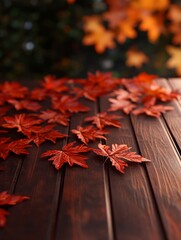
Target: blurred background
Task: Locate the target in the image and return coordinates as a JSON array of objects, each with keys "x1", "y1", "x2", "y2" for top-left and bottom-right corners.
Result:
[{"x1": 0, "y1": 0, "x2": 181, "y2": 80}]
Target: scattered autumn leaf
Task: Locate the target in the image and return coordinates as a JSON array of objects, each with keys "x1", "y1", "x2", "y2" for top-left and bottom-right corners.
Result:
[
  {"x1": 85, "y1": 112, "x2": 122, "y2": 129},
  {"x1": 52, "y1": 95, "x2": 90, "y2": 113},
  {"x1": 0, "y1": 191, "x2": 29, "y2": 228},
  {"x1": 126, "y1": 49, "x2": 149, "y2": 68},
  {"x1": 93, "y1": 143, "x2": 150, "y2": 173},
  {"x1": 41, "y1": 141, "x2": 91, "y2": 170},
  {"x1": 71, "y1": 125, "x2": 108, "y2": 145},
  {"x1": 2, "y1": 114, "x2": 42, "y2": 137},
  {"x1": 0, "y1": 138, "x2": 31, "y2": 160},
  {"x1": 38, "y1": 110, "x2": 70, "y2": 126},
  {"x1": 7, "y1": 99, "x2": 41, "y2": 111},
  {"x1": 29, "y1": 125, "x2": 67, "y2": 147},
  {"x1": 132, "y1": 104, "x2": 173, "y2": 117},
  {"x1": 166, "y1": 46, "x2": 181, "y2": 76},
  {"x1": 82, "y1": 17, "x2": 115, "y2": 53}
]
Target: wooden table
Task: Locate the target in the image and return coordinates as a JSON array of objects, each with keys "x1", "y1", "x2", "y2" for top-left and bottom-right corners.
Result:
[{"x1": 0, "y1": 78, "x2": 181, "y2": 240}]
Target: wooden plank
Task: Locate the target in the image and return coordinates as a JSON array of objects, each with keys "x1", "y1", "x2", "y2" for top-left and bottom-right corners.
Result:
[
  {"x1": 0, "y1": 139, "x2": 68, "y2": 240},
  {"x1": 0, "y1": 120, "x2": 68, "y2": 240},
  {"x1": 0, "y1": 155, "x2": 22, "y2": 192},
  {"x1": 55, "y1": 98, "x2": 110, "y2": 240},
  {"x1": 99, "y1": 96, "x2": 164, "y2": 240},
  {"x1": 131, "y1": 99, "x2": 181, "y2": 240},
  {"x1": 154, "y1": 78, "x2": 181, "y2": 150}
]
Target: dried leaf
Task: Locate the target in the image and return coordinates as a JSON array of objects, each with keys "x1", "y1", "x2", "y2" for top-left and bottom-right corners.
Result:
[
  {"x1": 126, "y1": 49, "x2": 149, "y2": 68},
  {"x1": 85, "y1": 112, "x2": 122, "y2": 129},
  {"x1": 93, "y1": 143, "x2": 150, "y2": 173},
  {"x1": 167, "y1": 46, "x2": 181, "y2": 76},
  {"x1": 132, "y1": 104, "x2": 174, "y2": 117},
  {"x1": 41, "y1": 141, "x2": 91, "y2": 170},
  {"x1": 71, "y1": 125, "x2": 108, "y2": 144}
]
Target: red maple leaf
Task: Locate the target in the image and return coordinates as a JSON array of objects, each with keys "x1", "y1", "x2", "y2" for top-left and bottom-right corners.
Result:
[
  {"x1": 41, "y1": 75, "x2": 68, "y2": 93},
  {"x1": 2, "y1": 114, "x2": 42, "y2": 137},
  {"x1": 29, "y1": 88, "x2": 47, "y2": 101},
  {"x1": 132, "y1": 104, "x2": 174, "y2": 118},
  {"x1": 0, "y1": 191, "x2": 29, "y2": 206},
  {"x1": 0, "y1": 138, "x2": 31, "y2": 160},
  {"x1": 38, "y1": 110, "x2": 70, "y2": 126},
  {"x1": 71, "y1": 125, "x2": 108, "y2": 144},
  {"x1": 0, "y1": 191, "x2": 29, "y2": 228},
  {"x1": 0, "y1": 208, "x2": 9, "y2": 228},
  {"x1": 93, "y1": 143, "x2": 150, "y2": 173},
  {"x1": 41, "y1": 141, "x2": 90, "y2": 170},
  {"x1": 28, "y1": 124, "x2": 67, "y2": 147},
  {"x1": 7, "y1": 99, "x2": 41, "y2": 111},
  {"x1": 0, "y1": 81, "x2": 28, "y2": 103},
  {"x1": 52, "y1": 95, "x2": 90, "y2": 113},
  {"x1": 111, "y1": 88, "x2": 140, "y2": 102},
  {"x1": 72, "y1": 72, "x2": 122, "y2": 101},
  {"x1": 108, "y1": 98, "x2": 136, "y2": 114},
  {"x1": 122, "y1": 73, "x2": 157, "y2": 93},
  {"x1": 0, "y1": 106, "x2": 11, "y2": 125},
  {"x1": 142, "y1": 86, "x2": 181, "y2": 104},
  {"x1": 85, "y1": 112, "x2": 122, "y2": 129}
]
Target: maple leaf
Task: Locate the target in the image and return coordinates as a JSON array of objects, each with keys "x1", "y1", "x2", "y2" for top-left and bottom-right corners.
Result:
[
  {"x1": 41, "y1": 75, "x2": 68, "y2": 93},
  {"x1": 132, "y1": 104, "x2": 174, "y2": 117},
  {"x1": 41, "y1": 141, "x2": 91, "y2": 170},
  {"x1": 71, "y1": 125, "x2": 108, "y2": 145},
  {"x1": 0, "y1": 191, "x2": 29, "y2": 228},
  {"x1": 108, "y1": 98, "x2": 136, "y2": 114},
  {"x1": 0, "y1": 208, "x2": 9, "y2": 228},
  {"x1": 122, "y1": 72, "x2": 157, "y2": 93},
  {"x1": 38, "y1": 110, "x2": 70, "y2": 126},
  {"x1": 0, "y1": 138, "x2": 31, "y2": 160},
  {"x1": 93, "y1": 143, "x2": 150, "y2": 173},
  {"x1": 7, "y1": 99, "x2": 41, "y2": 111},
  {"x1": 29, "y1": 124, "x2": 67, "y2": 147},
  {"x1": 8, "y1": 139, "x2": 32, "y2": 155},
  {"x1": 126, "y1": 49, "x2": 149, "y2": 68},
  {"x1": 29, "y1": 88, "x2": 47, "y2": 101},
  {"x1": 52, "y1": 95, "x2": 90, "y2": 113},
  {"x1": 116, "y1": 20, "x2": 137, "y2": 43},
  {"x1": 2, "y1": 114, "x2": 42, "y2": 137},
  {"x1": 0, "y1": 106, "x2": 11, "y2": 125},
  {"x1": 139, "y1": 13, "x2": 164, "y2": 43},
  {"x1": 166, "y1": 46, "x2": 181, "y2": 76},
  {"x1": 0, "y1": 191, "x2": 29, "y2": 206},
  {"x1": 167, "y1": 4, "x2": 181, "y2": 45},
  {"x1": 0, "y1": 81, "x2": 28, "y2": 101},
  {"x1": 133, "y1": 0, "x2": 169, "y2": 11},
  {"x1": 142, "y1": 85, "x2": 181, "y2": 104},
  {"x1": 72, "y1": 71, "x2": 121, "y2": 101},
  {"x1": 111, "y1": 88, "x2": 140, "y2": 102},
  {"x1": 82, "y1": 17, "x2": 115, "y2": 53},
  {"x1": 85, "y1": 112, "x2": 122, "y2": 129}
]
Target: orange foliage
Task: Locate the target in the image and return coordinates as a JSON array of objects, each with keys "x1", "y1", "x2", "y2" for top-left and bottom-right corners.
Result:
[{"x1": 80, "y1": 0, "x2": 181, "y2": 75}]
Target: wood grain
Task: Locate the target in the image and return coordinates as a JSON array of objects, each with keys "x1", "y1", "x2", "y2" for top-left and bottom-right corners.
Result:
[
  {"x1": 99, "y1": 95, "x2": 165, "y2": 240},
  {"x1": 1, "y1": 78, "x2": 181, "y2": 240},
  {"x1": 55, "y1": 98, "x2": 109, "y2": 240},
  {"x1": 131, "y1": 112, "x2": 181, "y2": 240},
  {"x1": 157, "y1": 78, "x2": 181, "y2": 150}
]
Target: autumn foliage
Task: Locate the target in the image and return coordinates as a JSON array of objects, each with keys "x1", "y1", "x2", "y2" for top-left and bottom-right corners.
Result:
[
  {"x1": 80, "y1": 0, "x2": 181, "y2": 75},
  {"x1": 0, "y1": 72, "x2": 180, "y2": 227}
]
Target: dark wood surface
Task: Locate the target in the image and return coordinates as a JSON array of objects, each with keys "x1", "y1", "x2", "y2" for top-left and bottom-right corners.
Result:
[{"x1": 0, "y1": 78, "x2": 181, "y2": 240}]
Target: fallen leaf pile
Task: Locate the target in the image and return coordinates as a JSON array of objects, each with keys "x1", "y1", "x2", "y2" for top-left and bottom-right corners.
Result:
[{"x1": 0, "y1": 72, "x2": 180, "y2": 227}]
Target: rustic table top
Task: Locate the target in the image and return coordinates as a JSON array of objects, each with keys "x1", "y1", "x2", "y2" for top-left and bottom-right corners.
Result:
[{"x1": 0, "y1": 78, "x2": 181, "y2": 240}]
